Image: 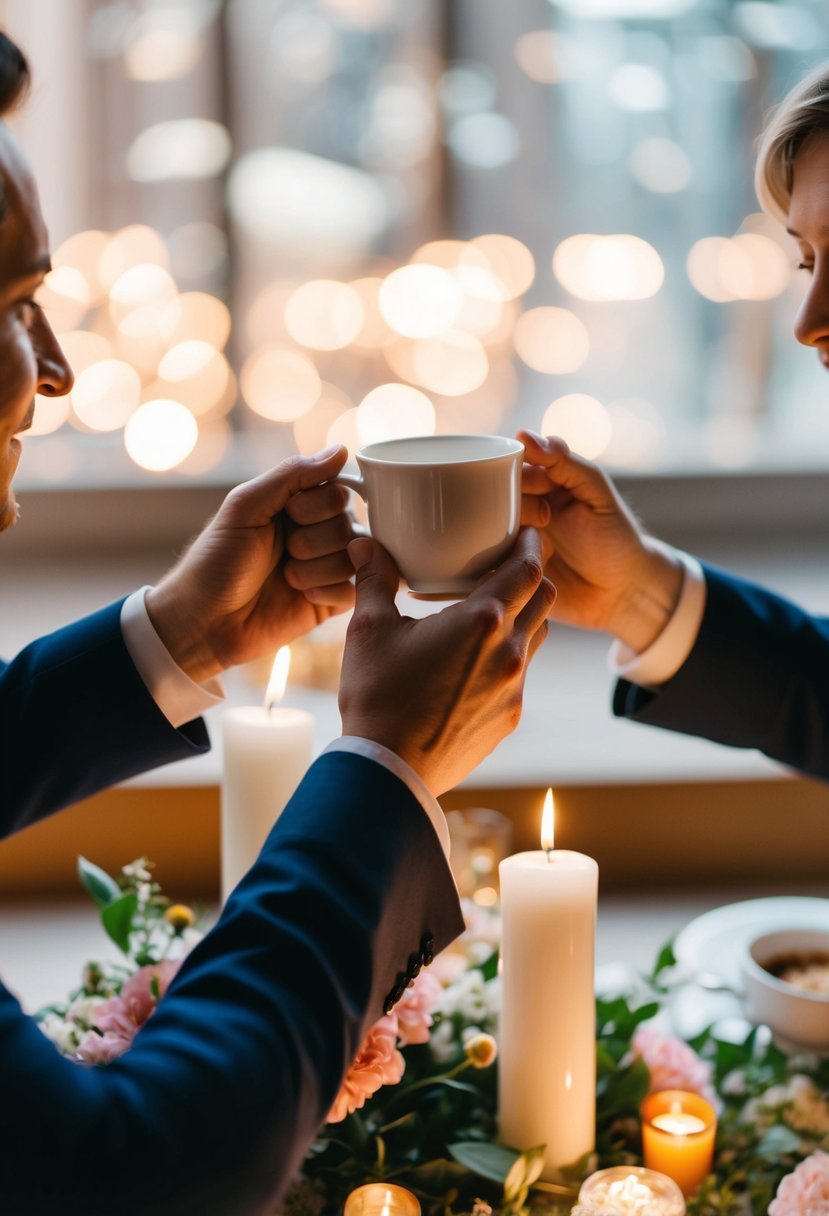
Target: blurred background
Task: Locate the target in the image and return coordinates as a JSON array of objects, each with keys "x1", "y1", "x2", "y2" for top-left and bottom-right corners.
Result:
[{"x1": 4, "y1": 0, "x2": 829, "y2": 490}]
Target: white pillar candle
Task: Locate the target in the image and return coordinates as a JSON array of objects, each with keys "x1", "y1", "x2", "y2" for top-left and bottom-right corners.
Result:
[
  {"x1": 498, "y1": 789, "x2": 598, "y2": 1181},
  {"x1": 221, "y1": 647, "x2": 314, "y2": 902}
]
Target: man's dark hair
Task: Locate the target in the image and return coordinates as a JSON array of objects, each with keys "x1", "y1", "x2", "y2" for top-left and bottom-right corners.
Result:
[{"x1": 0, "y1": 32, "x2": 29, "y2": 117}]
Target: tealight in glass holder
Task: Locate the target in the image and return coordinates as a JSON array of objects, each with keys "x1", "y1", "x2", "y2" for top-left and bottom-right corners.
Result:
[
  {"x1": 640, "y1": 1089, "x2": 717, "y2": 1197},
  {"x1": 343, "y1": 1182, "x2": 421, "y2": 1215},
  {"x1": 576, "y1": 1165, "x2": 686, "y2": 1215}
]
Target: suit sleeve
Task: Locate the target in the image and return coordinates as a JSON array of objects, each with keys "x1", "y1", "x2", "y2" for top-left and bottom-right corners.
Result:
[
  {"x1": 613, "y1": 562, "x2": 829, "y2": 780},
  {"x1": 0, "y1": 751, "x2": 465, "y2": 1216},
  {"x1": 0, "y1": 600, "x2": 209, "y2": 837}
]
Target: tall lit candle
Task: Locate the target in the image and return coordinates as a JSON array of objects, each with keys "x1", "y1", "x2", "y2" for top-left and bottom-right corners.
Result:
[
  {"x1": 640, "y1": 1090, "x2": 717, "y2": 1196},
  {"x1": 498, "y1": 789, "x2": 598, "y2": 1180},
  {"x1": 221, "y1": 646, "x2": 314, "y2": 902}
]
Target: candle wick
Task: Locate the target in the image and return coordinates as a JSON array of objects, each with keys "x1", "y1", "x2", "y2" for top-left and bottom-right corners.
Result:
[
  {"x1": 545, "y1": 848, "x2": 554, "y2": 864},
  {"x1": 266, "y1": 700, "x2": 276, "y2": 715}
]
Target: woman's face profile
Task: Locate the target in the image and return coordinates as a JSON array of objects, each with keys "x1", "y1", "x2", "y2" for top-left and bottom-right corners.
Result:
[{"x1": 788, "y1": 128, "x2": 829, "y2": 366}]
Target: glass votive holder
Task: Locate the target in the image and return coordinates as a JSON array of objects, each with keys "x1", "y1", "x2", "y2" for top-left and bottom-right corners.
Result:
[
  {"x1": 343, "y1": 1182, "x2": 421, "y2": 1215},
  {"x1": 576, "y1": 1165, "x2": 686, "y2": 1215},
  {"x1": 640, "y1": 1089, "x2": 717, "y2": 1197},
  {"x1": 446, "y1": 806, "x2": 513, "y2": 903}
]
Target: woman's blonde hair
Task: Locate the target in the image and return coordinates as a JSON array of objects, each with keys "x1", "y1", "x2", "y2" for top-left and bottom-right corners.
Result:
[{"x1": 756, "y1": 62, "x2": 829, "y2": 221}]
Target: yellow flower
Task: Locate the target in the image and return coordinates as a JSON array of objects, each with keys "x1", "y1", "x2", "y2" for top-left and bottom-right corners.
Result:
[
  {"x1": 464, "y1": 1032, "x2": 497, "y2": 1069},
  {"x1": 164, "y1": 904, "x2": 196, "y2": 932}
]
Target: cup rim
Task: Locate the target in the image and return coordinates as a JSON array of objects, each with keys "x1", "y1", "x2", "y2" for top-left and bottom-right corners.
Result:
[
  {"x1": 744, "y1": 927, "x2": 829, "y2": 1004},
  {"x1": 356, "y1": 434, "x2": 524, "y2": 466}
]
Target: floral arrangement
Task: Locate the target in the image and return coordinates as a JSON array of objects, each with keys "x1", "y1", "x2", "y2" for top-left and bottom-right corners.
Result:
[{"x1": 38, "y1": 862, "x2": 829, "y2": 1216}]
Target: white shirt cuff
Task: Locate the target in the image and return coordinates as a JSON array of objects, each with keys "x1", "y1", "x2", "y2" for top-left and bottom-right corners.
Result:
[
  {"x1": 608, "y1": 550, "x2": 707, "y2": 687},
  {"x1": 323, "y1": 736, "x2": 451, "y2": 859},
  {"x1": 120, "y1": 588, "x2": 226, "y2": 729}
]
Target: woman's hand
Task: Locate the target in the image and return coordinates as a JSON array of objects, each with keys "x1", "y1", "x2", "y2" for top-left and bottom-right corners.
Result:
[{"x1": 518, "y1": 430, "x2": 683, "y2": 653}]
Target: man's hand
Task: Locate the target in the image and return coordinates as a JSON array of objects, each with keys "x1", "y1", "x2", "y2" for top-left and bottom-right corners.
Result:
[
  {"x1": 339, "y1": 529, "x2": 555, "y2": 797},
  {"x1": 518, "y1": 430, "x2": 683, "y2": 653},
  {"x1": 145, "y1": 446, "x2": 355, "y2": 683}
]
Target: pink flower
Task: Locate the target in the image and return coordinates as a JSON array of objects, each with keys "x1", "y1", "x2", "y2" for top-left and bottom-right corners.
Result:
[
  {"x1": 76, "y1": 959, "x2": 181, "y2": 1066},
  {"x1": 632, "y1": 1025, "x2": 720, "y2": 1110},
  {"x1": 327, "y1": 1014, "x2": 405, "y2": 1123},
  {"x1": 770, "y1": 1152, "x2": 829, "y2": 1215},
  {"x1": 395, "y1": 969, "x2": 441, "y2": 1046}
]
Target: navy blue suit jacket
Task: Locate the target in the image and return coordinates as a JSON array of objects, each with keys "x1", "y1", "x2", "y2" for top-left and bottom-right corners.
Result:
[
  {"x1": 0, "y1": 601, "x2": 464, "y2": 1214},
  {"x1": 614, "y1": 563, "x2": 829, "y2": 780}
]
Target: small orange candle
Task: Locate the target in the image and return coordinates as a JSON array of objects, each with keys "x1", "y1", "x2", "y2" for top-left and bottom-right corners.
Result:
[
  {"x1": 343, "y1": 1183, "x2": 421, "y2": 1215},
  {"x1": 641, "y1": 1089, "x2": 717, "y2": 1196}
]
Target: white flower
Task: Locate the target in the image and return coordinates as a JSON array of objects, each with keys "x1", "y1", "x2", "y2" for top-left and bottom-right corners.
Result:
[
  {"x1": 720, "y1": 1069, "x2": 747, "y2": 1097},
  {"x1": 429, "y1": 1019, "x2": 458, "y2": 1064},
  {"x1": 743, "y1": 1076, "x2": 829, "y2": 1141},
  {"x1": 66, "y1": 995, "x2": 106, "y2": 1028},
  {"x1": 39, "y1": 1013, "x2": 82, "y2": 1056}
]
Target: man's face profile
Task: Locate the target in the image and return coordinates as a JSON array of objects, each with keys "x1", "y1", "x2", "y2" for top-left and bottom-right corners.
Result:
[{"x1": 0, "y1": 123, "x2": 72, "y2": 531}]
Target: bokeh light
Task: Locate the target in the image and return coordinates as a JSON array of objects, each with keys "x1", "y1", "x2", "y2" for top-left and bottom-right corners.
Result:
[
  {"x1": 161, "y1": 293, "x2": 231, "y2": 350},
  {"x1": 687, "y1": 233, "x2": 791, "y2": 302},
  {"x1": 125, "y1": 399, "x2": 199, "y2": 471},
  {"x1": 241, "y1": 346, "x2": 322, "y2": 421},
  {"x1": 541, "y1": 394, "x2": 613, "y2": 460},
  {"x1": 71, "y1": 359, "x2": 142, "y2": 432},
  {"x1": 513, "y1": 307, "x2": 589, "y2": 374},
  {"x1": 175, "y1": 419, "x2": 232, "y2": 475},
  {"x1": 285, "y1": 280, "x2": 364, "y2": 350},
  {"x1": 463, "y1": 234, "x2": 535, "y2": 301},
  {"x1": 109, "y1": 263, "x2": 178, "y2": 324},
  {"x1": 379, "y1": 264, "x2": 463, "y2": 338},
  {"x1": 293, "y1": 383, "x2": 353, "y2": 454},
  {"x1": 127, "y1": 120, "x2": 232, "y2": 182},
  {"x1": 411, "y1": 332, "x2": 489, "y2": 396},
  {"x1": 29, "y1": 393, "x2": 71, "y2": 437},
  {"x1": 99, "y1": 226, "x2": 170, "y2": 290},
  {"x1": 357, "y1": 384, "x2": 436, "y2": 442},
  {"x1": 349, "y1": 277, "x2": 397, "y2": 349},
  {"x1": 124, "y1": 10, "x2": 204, "y2": 82},
  {"x1": 52, "y1": 230, "x2": 109, "y2": 306},
  {"x1": 553, "y1": 234, "x2": 664, "y2": 301},
  {"x1": 158, "y1": 341, "x2": 232, "y2": 416},
  {"x1": 37, "y1": 267, "x2": 91, "y2": 332},
  {"x1": 326, "y1": 406, "x2": 363, "y2": 456}
]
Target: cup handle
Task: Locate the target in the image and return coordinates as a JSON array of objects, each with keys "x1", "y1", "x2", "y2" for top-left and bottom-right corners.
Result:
[
  {"x1": 335, "y1": 471, "x2": 367, "y2": 500},
  {"x1": 335, "y1": 471, "x2": 370, "y2": 539}
]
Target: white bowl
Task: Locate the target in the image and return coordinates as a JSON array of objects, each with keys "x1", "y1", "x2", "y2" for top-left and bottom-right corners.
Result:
[{"x1": 740, "y1": 928, "x2": 829, "y2": 1052}]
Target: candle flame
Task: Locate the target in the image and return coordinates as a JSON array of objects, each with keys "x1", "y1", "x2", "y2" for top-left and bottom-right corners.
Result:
[
  {"x1": 671, "y1": 1100, "x2": 682, "y2": 1115},
  {"x1": 541, "y1": 787, "x2": 555, "y2": 851},
  {"x1": 265, "y1": 646, "x2": 291, "y2": 709}
]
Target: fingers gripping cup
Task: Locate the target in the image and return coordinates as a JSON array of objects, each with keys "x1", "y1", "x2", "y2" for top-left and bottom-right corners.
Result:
[{"x1": 337, "y1": 434, "x2": 524, "y2": 595}]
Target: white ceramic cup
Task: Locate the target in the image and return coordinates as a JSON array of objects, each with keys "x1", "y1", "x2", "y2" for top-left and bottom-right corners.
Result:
[
  {"x1": 740, "y1": 928, "x2": 829, "y2": 1052},
  {"x1": 337, "y1": 434, "x2": 524, "y2": 595}
]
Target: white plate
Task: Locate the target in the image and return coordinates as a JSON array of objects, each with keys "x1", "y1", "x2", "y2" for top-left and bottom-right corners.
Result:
[{"x1": 673, "y1": 896, "x2": 829, "y2": 986}]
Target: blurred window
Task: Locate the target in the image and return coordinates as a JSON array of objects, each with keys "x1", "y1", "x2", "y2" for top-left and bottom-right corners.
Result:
[{"x1": 4, "y1": 0, "x2": 829, "y2": 486}]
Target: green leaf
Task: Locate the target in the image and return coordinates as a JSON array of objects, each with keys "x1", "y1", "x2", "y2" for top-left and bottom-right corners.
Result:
[
  {"x1": 77, "y1": 855, "x2": 120, "y2": 908},
  {"x1": 650, "y1": 940, "x2": 677, "y2": 982},
  {"x1": 756, "y1": 1124, "x2": 802, "y2": 1157},
  {"x1": 101, "y1": 892, "x2": 139, "y2": 955},
  {"x1": 478, "y1": 950, "x2": 500, "y2": 982},
  {"x1": 449, "y1": 1140, "x2": 520, "y2": 1183},
  {"x1": 596, "y1": 1057, "x2": 651, "y2": 1120}
]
